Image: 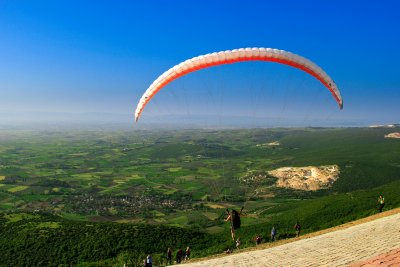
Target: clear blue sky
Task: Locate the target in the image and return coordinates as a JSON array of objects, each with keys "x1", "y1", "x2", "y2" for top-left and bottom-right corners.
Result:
[{"x1": 0, "y1": 0, "x2": 399, "y2": 125}]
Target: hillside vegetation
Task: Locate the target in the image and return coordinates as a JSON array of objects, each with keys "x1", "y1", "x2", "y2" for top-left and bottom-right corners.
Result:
[{"x1": 0, "y1": 127, "x2": 399, "y2": 266}]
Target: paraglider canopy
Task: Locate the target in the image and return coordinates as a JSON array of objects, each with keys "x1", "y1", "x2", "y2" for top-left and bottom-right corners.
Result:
[{"x1": 135, "y1": 47, "x2": 343, "y2": 122}]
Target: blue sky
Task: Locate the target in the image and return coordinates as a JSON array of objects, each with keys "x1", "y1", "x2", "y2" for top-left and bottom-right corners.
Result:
[{"x1": 0, "y1": 0, "x2": 399, "y2": 126}]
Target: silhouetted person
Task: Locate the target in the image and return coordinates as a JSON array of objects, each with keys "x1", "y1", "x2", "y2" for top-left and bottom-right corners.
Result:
[
  {"x1": 167, "y1": 248, "x2": 173, "y2": 265},
  {"x1": 176, "y1": 248, "x2": 183, "y2": 264}
]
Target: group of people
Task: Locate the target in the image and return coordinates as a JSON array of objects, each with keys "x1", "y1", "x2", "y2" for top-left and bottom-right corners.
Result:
[
  {"x1": 225, "y1": 208, "x2": 302, "y2": 246},
  {"x1": 224, "y1": 194, "x2": 386, "y2": 249},
  {"x1": 141, "y1": 196, "x2": 385, "y2": 266},
  {"x1": 264, "y1": 222, "x2": 300, "y2": 244},
  {"x1": 166, "y1": 246, "x2": 190, "y2": 265},
  {"x1": 140, "y1": 247, "x2": 190, "y2": 267}
]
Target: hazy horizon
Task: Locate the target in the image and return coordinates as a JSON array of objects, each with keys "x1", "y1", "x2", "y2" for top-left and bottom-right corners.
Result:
[{"x1": 0, "y1": 111, "x2": 397, "y2": 130}]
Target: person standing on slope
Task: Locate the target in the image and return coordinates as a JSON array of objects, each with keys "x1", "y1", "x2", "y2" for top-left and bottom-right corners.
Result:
[
  {"x1": 378, "y1": 195, "x2": 385, "y2": 212},
  {"x1": 294, "y1": 222, "x2": 301, "y2": 237},
  {"x1": 255, "y1": 234, "x2": 262, "y2": 245},
  {"x1": 146, "y1": 255, "x2": 152, "y2": 267},
  {"x1": 271, "y1": 226, "x2": 277, "y2": 242}
]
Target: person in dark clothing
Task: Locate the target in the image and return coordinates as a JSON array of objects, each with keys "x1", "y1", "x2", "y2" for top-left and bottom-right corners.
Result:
[
  {"x1": 294, "y1": 222, "x2": 301, "y2": 237},
  {"x1": 176, "y1": 248, "x2": 183, "y2": 264},
  {"x1": 225, "y1": 208, "x2": 243, "y2": 240},
  {"x1": 146, "y1": 255, "x2": 152, "y2": 267},
  {"x1": 166, "y1": 248, "x2": 173, "y2": 265},
  {"x1": 255, "y1": 234, "x2": 262, "y2": 245},
  {"x1": 378, "y1": 195, "x2": 385, "y2": 212}
]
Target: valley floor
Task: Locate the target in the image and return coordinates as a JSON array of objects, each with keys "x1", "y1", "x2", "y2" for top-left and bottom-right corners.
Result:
[{"x1": 180, "y1": 208, "x2": 400, "y2": 266}]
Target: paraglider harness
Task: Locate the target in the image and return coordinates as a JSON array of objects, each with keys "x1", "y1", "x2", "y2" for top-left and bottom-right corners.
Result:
[{"x1": 227, "y1": 207, "x2": 243, "y2": 230}]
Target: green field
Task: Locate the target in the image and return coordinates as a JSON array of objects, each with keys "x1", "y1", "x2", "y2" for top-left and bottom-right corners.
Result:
[{"x1": 0, "y1": 127, "x2": 399, "y2": 266}]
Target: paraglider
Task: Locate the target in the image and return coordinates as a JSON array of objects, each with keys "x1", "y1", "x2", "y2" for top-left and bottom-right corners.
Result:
[{"x1": 135, "y1": 47, "x2": 343, "y2": 122}]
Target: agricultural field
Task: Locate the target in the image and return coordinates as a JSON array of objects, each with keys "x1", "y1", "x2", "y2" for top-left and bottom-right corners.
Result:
[
  {"x1": 1, "y1": 127, "x2": 399, "y2": 226},
  {"x1": 1, "y1": 127, "x2": 400, "y2": 265}
]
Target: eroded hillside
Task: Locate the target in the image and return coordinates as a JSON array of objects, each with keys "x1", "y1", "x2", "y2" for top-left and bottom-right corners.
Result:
[
  {"x1": 385, "y1": 132, "x2": 400, "y2": 139},
  {"x1": 268, "y1": 165, "x2": 340, "y2": 191}
]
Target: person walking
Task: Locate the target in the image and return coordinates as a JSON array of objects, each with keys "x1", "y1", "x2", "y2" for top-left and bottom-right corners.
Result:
[
  {"x1": 176, "y1": 248, "x2": 183, "y2": 264},
  {"x1": 184, "y1": 246, "x2": 191, "y2": 261}
]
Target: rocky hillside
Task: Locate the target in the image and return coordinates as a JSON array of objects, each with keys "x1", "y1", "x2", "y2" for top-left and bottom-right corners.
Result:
[
  {"x1": 268, "y1": 165, "x2": 340, "y2": 191},
  {"x1": 385, "y1": 132, "x2": 400, "y2": 138}
]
